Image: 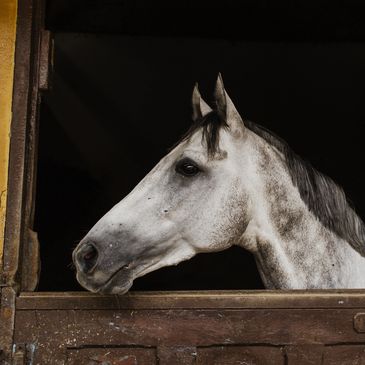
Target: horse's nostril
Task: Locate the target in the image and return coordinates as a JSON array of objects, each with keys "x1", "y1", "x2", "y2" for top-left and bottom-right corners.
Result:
[
  {"x1": 79, "y1": 243, "x2": 99, "y2": 273},
  {"x1": 84, "y1": 248, "x2": 97, "y2": 261}
]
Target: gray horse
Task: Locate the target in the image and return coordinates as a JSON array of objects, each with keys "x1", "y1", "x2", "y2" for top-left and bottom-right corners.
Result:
[{"x1": 73, "y1": 74, "x2": 365, "y2": 294}]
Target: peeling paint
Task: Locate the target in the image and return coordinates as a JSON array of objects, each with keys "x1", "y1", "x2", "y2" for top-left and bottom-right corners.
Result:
[{"x1": 0, "y1": 0, "x2": 17, "y2": 263}]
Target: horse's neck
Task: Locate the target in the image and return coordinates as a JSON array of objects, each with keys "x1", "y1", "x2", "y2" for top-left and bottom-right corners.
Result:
[{"x1": 240, "y1": 133, "x2": 365, "y2": 289}]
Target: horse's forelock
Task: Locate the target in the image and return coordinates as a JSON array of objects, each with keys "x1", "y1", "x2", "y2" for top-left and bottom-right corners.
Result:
[{"x1": 176, "y1": 110, "x2": 229, "y2": 157}]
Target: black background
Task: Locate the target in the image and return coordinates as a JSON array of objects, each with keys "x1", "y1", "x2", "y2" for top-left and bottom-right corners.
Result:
[{"x1": 36, "y1": 0, "x2": 365, "y2": 291}]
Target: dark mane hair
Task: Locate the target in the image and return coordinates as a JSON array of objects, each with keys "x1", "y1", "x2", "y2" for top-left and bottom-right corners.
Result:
[{"x1": 180, "y1": 110, "x2": 365, "y2": 256}]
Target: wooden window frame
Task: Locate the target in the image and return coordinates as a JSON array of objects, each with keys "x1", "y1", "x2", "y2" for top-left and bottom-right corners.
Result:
[{"x1": 2, "y1": 0, "x2": 365, "y2": 363}]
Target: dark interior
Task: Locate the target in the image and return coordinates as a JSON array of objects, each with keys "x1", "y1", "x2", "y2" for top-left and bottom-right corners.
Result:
[{"x1": 35, "y1": 1, "x2": 365, "y2": 291}]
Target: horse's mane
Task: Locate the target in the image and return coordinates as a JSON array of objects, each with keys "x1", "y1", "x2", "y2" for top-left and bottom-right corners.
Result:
[{"x1": 180, "y1": 110, "x2": 365, "y2": 256}]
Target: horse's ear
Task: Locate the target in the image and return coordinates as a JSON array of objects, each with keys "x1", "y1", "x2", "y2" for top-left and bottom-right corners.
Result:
[
  {"x1": 214, "y1": 73, "x2": 245, "y2": 137},
  {"x1": 192, "y1": 83, "x2": 213, "y2": 122}
]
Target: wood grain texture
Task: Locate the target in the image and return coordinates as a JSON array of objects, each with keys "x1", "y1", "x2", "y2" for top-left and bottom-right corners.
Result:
[
  {"x1": 157, "y1": 346, "x2": 197, "y2": 365},
  {"x1": 196, "y1": 346, "x2": 284, "y2": 365},
  {"x1": 67, "y1": 347, "x2": 157, "y2": 365},
  {"x1": 13, "y1": 291, "x2": 365, "y2": 364},
  {"x1": 285, "y1": 345, "x2": 324, "y2": 365},
  {"x1": 323, "y1": 345, "x2": 365, "y2": 365},
  {"x1": 16, "y1": 290, "x2": 365, "y2": 310}
]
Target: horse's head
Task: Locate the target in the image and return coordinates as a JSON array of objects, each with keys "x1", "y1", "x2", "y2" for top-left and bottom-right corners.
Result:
[{"x1": 73, "y1": 75, "x2": 254, "y2": 294}]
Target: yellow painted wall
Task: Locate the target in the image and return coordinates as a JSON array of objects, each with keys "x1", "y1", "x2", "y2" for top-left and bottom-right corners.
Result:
[{"x1": 0, "y1": 0, "x2": 18, "y2": 263}]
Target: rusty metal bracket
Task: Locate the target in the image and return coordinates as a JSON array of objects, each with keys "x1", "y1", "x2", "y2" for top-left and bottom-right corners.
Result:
[
  {"x1": 12, "y1": 344, "x2": 26, "y2": 365},
  {"x1": 12, "y1": 343, "x2": 36, "y2": 365}
]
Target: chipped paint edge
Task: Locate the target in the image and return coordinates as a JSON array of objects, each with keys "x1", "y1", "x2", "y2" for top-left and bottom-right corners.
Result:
[{"x1": 0, "y1": 0, "x2": 18, "y2": 266}]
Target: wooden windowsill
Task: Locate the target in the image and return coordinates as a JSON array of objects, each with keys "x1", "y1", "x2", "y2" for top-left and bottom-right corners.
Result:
[{"x1": 16, "y1": 289, "x2": 365, "y2": 310}]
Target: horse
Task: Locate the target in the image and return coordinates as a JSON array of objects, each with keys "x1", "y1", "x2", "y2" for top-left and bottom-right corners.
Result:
[{"x1": 73, "y1": 74, "x2": 365, "y2": 294}]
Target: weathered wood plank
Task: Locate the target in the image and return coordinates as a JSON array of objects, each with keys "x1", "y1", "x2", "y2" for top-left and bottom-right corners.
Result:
[
  {"x1": 14, "y1": 308, "x2": 365, "y2": 348},
  {"x1": 196, "y1": 346, "x2": 284, "y2": 365},
  {"x1": 0, "y1": 287, "x2": 16, "y2": 365},
  {"x1": 157, "y1": 346, "x2": 197, "y2": 365},
  {"x1": 285, "y1": 345, "x2": 324, "y2": 365},
  {"x1": 323, "y1": 345, "x2": 365, "y2": 365},
  {"x1": 67, "y1": 347, "x2": 157, "y2": 365},
  {"x1": 16, "y1": 290, "x2": 365, "y2": 310},
  {"x1": 68, "y1": 309, "x2": 365, "y2": 346},
  {"x1": 14, "y1": 292, "x2": 365, "y2": 363},
  {"x1": 15, "y1": 310, "x2": 68, "y2": 364}
]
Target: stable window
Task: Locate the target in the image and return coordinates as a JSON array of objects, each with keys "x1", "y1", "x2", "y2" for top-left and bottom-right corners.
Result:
[
  {"x1": 2, "y1": 1, "x2": 365, "y2": 363},
  {"x1": 36, "y1": 32, "x2": 267, "y2": 292}
]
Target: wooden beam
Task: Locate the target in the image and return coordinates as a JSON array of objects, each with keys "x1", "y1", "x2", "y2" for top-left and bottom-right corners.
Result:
[{"x1": 16, "y1": 290, "x2": 365, "y2": 310}]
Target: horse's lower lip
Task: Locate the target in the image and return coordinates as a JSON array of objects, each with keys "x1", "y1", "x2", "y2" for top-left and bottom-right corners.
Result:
[{"x1": 96, "y1": 263, "x2": 132, "y2": 293}]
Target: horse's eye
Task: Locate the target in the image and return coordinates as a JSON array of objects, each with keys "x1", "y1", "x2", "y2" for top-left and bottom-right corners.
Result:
[{"x1": 175, "y1": 159, "x2": 200, "y2": 177}]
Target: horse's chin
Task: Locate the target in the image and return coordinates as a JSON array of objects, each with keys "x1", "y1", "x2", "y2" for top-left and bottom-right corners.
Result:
[
  {"x1": 76, "y1": 270, "x2": 134, "y2": 295},
  {"x1": 97, "y1": 280, "x2": 133, "y2": 295}
]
